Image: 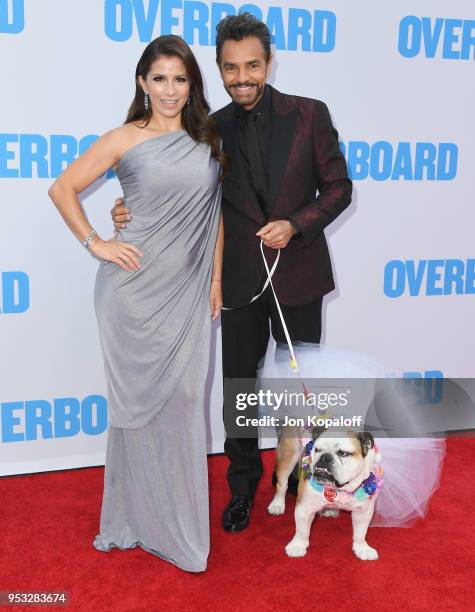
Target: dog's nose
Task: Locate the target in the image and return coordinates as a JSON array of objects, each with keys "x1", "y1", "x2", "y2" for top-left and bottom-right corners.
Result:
[{"x1": 319, "y1": 453, "x2": 333, "y2": 466}]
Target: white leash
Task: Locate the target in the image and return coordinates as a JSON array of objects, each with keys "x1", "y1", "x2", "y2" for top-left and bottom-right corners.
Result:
[
  {"x1": 221, "y1": 244, "x2": 280, "y2": 310},
  {"x1": 257, "y1": 240, "x2": 300, "y2": 373},
  {"x1": 222, "y1": 240, "x2": 308, "y2": 387}
]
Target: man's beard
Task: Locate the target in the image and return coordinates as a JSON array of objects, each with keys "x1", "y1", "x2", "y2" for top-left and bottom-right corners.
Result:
[{"x1": 226, "y1": 81, "x2": 264, "y2": 107}]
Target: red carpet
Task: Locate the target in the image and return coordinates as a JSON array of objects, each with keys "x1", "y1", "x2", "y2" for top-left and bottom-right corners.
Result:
[{"x1": 1, "y1": 438, "x2": 474, "y2": 611}]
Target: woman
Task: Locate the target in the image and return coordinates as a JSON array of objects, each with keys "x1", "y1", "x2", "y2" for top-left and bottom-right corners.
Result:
[{"x1": 48, "y1": 35, "x2": 225, "y2": 572}]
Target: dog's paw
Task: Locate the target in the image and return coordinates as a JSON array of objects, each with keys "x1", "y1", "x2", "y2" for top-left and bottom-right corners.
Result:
[
  {"x1": 267, "y1": 498, "x2": 285, "y2": 515},
  {"x1": 319, "y1": 508, "x2": 340, "y2": 518},
  {"x1": 352, "y1": 542, "x2": 379, "y2": 561},
  {"x1": 285, "y1": 542, "x2": 308, "y2": 557}
]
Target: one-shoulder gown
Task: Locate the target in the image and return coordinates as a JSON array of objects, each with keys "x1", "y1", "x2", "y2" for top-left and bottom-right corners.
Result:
[{"x1": 92, "y1": 130, "x2": 221, "y2": 572}]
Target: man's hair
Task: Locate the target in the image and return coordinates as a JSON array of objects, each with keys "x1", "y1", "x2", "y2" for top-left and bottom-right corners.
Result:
[{"x1": 215, "y1": 13, "x2": 272, "y2": 65}]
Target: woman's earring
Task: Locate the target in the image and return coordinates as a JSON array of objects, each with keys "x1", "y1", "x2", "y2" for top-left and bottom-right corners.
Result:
[
  {"x1": 144, "y1": 93, "x2": 150, "y2": 111},
  {"x1": 187, "y1": 96, "x2": 191, "y2": 106}
]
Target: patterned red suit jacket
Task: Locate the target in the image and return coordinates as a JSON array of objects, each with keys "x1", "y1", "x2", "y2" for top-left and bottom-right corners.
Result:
[{"x1": 212, "y1": 85, "x2": 352, "y2": 308}]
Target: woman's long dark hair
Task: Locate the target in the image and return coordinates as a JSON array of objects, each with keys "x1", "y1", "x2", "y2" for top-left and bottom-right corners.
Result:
[{"x1": 126, "y1": 35, "x2": 227, "y2": 177}]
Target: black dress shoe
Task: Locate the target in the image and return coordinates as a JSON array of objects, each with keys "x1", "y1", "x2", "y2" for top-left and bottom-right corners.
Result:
[
  {"x1": 272, "y1": 470, "x2": 299, "y2": 496},
  {"x1": 222, "y1": 496, "x2": 253, "y2": 533}
]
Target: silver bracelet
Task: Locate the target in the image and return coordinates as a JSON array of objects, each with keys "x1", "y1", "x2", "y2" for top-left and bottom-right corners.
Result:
[{"x1": 82, "y1": 229, "x2": 97, "y2": 250}]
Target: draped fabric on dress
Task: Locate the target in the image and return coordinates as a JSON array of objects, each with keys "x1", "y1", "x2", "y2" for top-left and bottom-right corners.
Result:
[
  {"x1": 95, "y1": 130, "x2": 221, "y2": 430},
  {"x1": 93, "y1": 130, "x2": 221, "y2": 572}
]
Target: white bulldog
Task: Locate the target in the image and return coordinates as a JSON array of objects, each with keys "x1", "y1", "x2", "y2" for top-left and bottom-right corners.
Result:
[{"x1": 285, "y1": 429, "x2": 383, "y2": 561}]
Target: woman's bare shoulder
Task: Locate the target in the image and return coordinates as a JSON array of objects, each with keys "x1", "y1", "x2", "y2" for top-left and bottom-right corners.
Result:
[
  {"x1": 107, "y1": 123, "x2": 154, "y2": 148},
  {"x1": 101, "y1": 125, "x2": 137, "y2": 147},
  {"x1": 96, "y1": 125, "x2": 145, "y2": 164}
]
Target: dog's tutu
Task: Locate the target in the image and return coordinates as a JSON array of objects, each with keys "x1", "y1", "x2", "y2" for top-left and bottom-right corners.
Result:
[
  {"x1": 258, "y1": 341, "x2": 385, "y2": 380},
  {"x1": 371, "y1": 436, "x2": 445, "y2": 527},
  {"x1": 257, "y1": 342, "x2": 446, "y2": 528},
  {"x1": 257, "y1": 342, "x2": 383, "y2": 424}
]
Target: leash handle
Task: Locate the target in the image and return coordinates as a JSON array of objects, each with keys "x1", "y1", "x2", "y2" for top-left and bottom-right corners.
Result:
[{"x1": 221, "y1": 239, "x2": 303, "y2": 376}]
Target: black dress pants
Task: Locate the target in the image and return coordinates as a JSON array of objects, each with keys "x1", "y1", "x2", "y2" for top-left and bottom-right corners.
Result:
[{"x1": 221, "y1": 286, "x2": 323, "y2": 497}]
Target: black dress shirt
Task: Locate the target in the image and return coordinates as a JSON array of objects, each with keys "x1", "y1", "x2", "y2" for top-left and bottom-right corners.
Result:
[
  {"x1": 236, "y1": 84, "x2": 272, "y2": 215},
  {"x1": 235, "y1": 85, "x2": 299, "y2": 236}
]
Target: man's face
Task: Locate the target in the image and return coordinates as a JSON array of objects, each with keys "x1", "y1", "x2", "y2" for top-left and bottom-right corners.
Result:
[{"x1": 218, "y1": 36, "x2": 272, "y2": 110}]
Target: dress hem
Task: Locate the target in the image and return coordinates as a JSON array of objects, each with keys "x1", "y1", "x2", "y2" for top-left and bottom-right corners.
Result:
[{"x1": 93, "y1": 535, "x2": 207, "y2": 573}]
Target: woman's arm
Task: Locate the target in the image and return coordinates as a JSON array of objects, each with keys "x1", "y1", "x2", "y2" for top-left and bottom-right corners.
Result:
[
  {"x1": 48, "y1": 128, "x2": 143, "y2": 271},
  {"x1": 210, "y1": 213, "x2": 224, "y2": 320}
]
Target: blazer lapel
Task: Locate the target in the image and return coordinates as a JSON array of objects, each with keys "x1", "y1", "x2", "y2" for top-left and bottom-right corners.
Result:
[
  {"x1": 219, "y1": 105, "x2": 265, "y2": 226},
  {"x1": 268, "y1": 86, "x2": 297, "y2": 216}
]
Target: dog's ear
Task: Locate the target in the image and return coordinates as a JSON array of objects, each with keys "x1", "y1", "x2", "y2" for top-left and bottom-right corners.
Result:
[
  {"x1": 356, "y1": 432, "x2": 374, "y2": 457},
  {"x1": 311, "y1": 425, "x2": 326, "y2": 442}
]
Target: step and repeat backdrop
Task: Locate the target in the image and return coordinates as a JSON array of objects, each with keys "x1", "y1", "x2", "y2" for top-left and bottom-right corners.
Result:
[{"x1": 1, "y1": 0, "x2": 473, "y2": 475}]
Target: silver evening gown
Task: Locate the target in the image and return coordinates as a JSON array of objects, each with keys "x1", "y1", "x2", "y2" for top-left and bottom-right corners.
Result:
[{"x1": 92, "y1": 129, "x2": 221, "y2": 572}]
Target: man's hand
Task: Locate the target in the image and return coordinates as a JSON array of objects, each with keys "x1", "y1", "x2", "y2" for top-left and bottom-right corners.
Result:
[
  {"x1": 210, "y1": 280, "x2": 223, "y2": 321},
  {"x1": 111, "y1": 197, "x2": 131, "y2": 231},
  {"x1": 256, "y1": 220, "x2": 297, "y2": 249}
]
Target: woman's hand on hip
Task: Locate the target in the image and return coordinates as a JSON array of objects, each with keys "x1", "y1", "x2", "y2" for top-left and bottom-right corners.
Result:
[{"x1": 90, "y1": 238, "x2": 143, "y2": 272}]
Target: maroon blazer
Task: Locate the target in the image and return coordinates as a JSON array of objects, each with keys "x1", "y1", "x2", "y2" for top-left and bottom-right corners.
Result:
[{"x1": 212, "y1": 86, "x2": 352, "y2": 308}]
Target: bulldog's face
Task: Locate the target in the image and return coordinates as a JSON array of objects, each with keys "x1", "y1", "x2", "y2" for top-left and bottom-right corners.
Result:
[{"x1": 310, "y1": 430, "x2": 377, "y2": 489}]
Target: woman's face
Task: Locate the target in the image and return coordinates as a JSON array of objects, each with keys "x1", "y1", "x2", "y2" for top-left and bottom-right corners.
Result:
[{"x1": 139, "y1": 55, "x2": 190, "y2": 121}]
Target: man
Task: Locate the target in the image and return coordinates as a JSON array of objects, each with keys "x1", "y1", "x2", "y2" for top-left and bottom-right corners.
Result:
[{"x1": 112, "y1": 14, "x2": 352, "y2": 534}]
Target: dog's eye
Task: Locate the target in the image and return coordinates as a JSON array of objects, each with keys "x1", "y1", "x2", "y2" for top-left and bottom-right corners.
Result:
[{"x1": 337, "y1": 450, "x2": 352, "y2": 457}]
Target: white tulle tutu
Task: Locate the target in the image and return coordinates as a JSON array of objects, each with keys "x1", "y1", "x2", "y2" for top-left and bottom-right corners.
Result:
[
  {"x1": 371, "y1": 436, "x2": 445, "y2": 527},
  {"x1": 257, "y1": 342, "x2": 446, "y2": 528}
]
